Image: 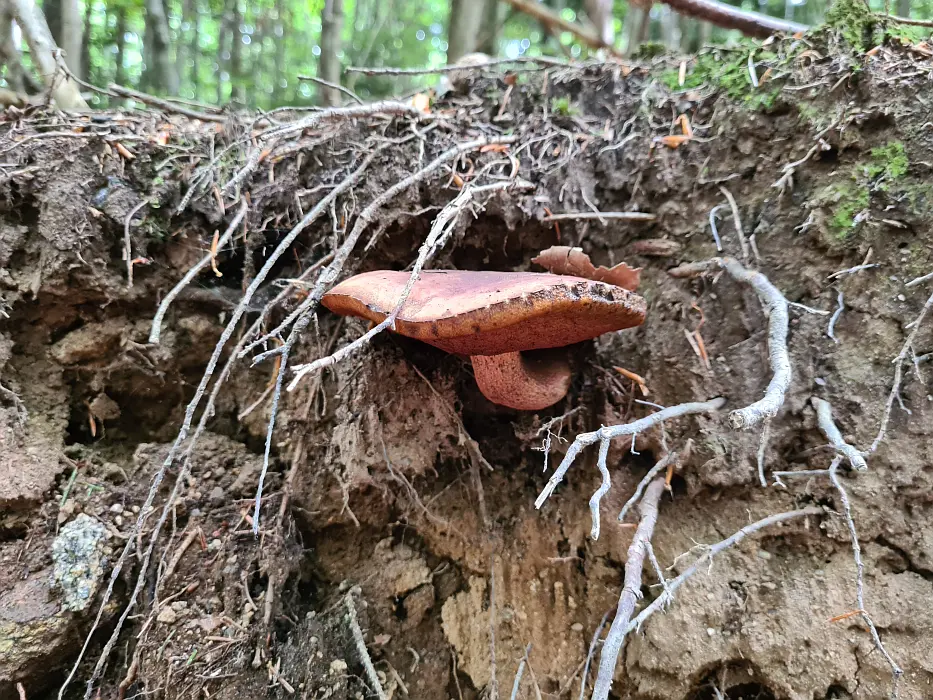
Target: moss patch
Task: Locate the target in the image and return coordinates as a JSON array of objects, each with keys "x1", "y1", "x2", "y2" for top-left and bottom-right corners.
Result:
[
  {"x1": 825, "y1": 0, "x2": 881, "y2": 51},
  {"x1": 660, "y1": 47, "x2": 781, "y2": 110},
  {"x1": 866, "y1": 141, "x2": 908, "y2": 181}
]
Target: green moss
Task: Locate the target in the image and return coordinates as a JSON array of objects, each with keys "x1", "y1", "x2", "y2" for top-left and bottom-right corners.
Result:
[
  {"x1": 867, "y1": 141, "x2": 908, "y2": 180},
  {"x1": 633, "y1": 41, "x2": 666, "y2": 59},
  {"x1": 664, "y1": 47, "x2": 780, "y2": 110},
  {"x1": 550, "y1": 96, "x2": 578, "y2": 117},
  {"x1": 825, "y1": 0, "x2": 881, "y2": 51},
  {"x1": 827, "y1": 182, "x2": 871, "y2": 239}
]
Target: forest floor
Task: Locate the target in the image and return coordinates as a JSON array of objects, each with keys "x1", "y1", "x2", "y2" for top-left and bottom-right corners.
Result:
[{"x1": 1, "y1": 26, "x2": 933, "y2": 700}]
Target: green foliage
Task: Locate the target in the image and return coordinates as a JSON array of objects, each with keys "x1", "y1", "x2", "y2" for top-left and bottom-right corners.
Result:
[
  {"x1": 825, "y1": 0, "x2": 880, "y2": 51},
  {"x1": 866, "y1": 141, "x2": 908, "y2": 181},
  {"x1": 660, "y1": 46, "x2": 781, "y2": 110},
  {"x1": 550, "y1": 96, "x2": 579, "y2": 117},
  {"x1": 826, "y1": 182, "x2": 870, "y2": 239}
]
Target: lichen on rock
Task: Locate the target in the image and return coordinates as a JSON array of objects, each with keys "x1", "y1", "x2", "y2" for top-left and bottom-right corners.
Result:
[{"x1": 51, "y1": 514, "x2": 110, "y2": 613}]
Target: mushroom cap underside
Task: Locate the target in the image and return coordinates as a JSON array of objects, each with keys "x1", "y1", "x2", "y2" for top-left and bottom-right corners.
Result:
[{"x1": 321, "y1": 270, "x2": 646, "y2": 356}]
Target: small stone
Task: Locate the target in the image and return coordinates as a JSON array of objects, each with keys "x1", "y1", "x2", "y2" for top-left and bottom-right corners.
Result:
[
  {"x1": 897, "y1": 294, "x2": 906, "y2": 302},
  {"x1": 706, "y1": 627, "x2": 716, "y2": 637},
  {"x1": 209, "y1": 486, "x2": 225, "y2": 506},
  {"x1": 131, "y1": 505, "x2": 140, "y2": 514},
  {"x1": 172, "y1": 601, "x2": 189, "y2": 612},
  {"x1": 814, "y1": 377, "x2": 826, "y2": 386},
  {"x1": 157, "y1": 606, "x2": 178, "y2": 624},
  {"x1": 758, "y1": 550, "x2": 772, "y2": 560},
  {"x1": 109, "y1": 503, "x2": 124, "y2": 514},
  {"x1": 330, "y1": 659, "x2": 348, "y2": 675},
  {"x1": 114, "y1": 515, "x2": 123, "y2": 527},
  {"x1": 762, "y1": 582, "x2": 777, "y2": 591},
  {"x1": 190, "y1": 508, "x2": 202, "y2": 518},
  {"x1": 208, "y1": 538, "x2": 222, "y2": 552},
  {"x1": 571, "y1": 622, "x2": 584, "y2": 632},
  {"x1": 202, "y1": 470, "x2": 213, "y2": 481}
]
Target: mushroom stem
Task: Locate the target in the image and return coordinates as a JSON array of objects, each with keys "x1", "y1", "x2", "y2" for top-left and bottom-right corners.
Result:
[{"x1": 470, "y1": 351, "x2": 572, "y2": 411}]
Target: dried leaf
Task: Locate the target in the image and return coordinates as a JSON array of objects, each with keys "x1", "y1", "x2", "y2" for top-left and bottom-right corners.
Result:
[
  {"x1": 479, "y1": 143, "x2": 510, "y2": 153},
  {"x1": 115, "y1": 142, "x2": 135, "y2": 160},
  {"x1": 532, "y1": 245, "x2": 641, "y2": 291},
  {"x1": 630, "y1": 238, "x2": 682, "y2": 257}
]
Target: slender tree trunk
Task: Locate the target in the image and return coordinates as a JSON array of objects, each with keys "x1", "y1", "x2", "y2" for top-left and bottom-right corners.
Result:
[
  {"x1": 0, "y1": 0, "x2": 27, "y2": 93},
  {"x1": 190, "y1": 0, "x2": 200, "y2": 100},
  {"x1": 661, "y1": 7, "x2": 680, "y2": 50},
  {"x1": 447, "y1": 0, "x2": 485, "y2": 64},
  {"x1": 8, "y1": 0, "x2": 87, "y2": 107},
  {"x1": 272, "y1": 0, "x2": 286, "y2": 103},
  {"x1": 623, "y1": 5, "x2": 647, "y2": 55},
  {"x1": 584, "y1": 0, "x2": 614, "y2": 46},
  {"x1": 896, "y1": 0, "x2": 910, "y2": 16},
  {"x1": 477, "y1": 0, "x2": 501, "y2": 55},
  {"x1": 318, "y1": 0, "x2": 344, "y2": 105},
  {"x1": 43, "y1": 0, "x2": 61, "y2": 43},
  {"x1": 177, "y1": 0, "x2": 193, "y2": 95},
  {"x1": 144, "y1": 0, "x2": 178, "y2": 95},
  {"x1": 59, "y1": 0, "x2": 81, "y2": 75},
  {"x1": 81, "y1": 0, "x2": 92, "y2": 81},
  {"x1": 229, "y1": 0, "x2": 243, "y2": 102},
  {"x1": 114, "y1": 5, "x2": 126, "y2": 85}
]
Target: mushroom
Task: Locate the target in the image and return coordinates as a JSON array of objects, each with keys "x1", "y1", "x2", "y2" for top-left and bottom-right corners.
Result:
[{"x1": 321, "y1": 270, "x2": 646, "y2": 411}]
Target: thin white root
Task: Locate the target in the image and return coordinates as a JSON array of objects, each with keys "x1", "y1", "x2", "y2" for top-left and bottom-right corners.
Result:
[
  {"x1": 617, "y1": 452, "x2": 677, "y2": 523},
  {"x1": 828, "y1": 458, "x2": 903, "y2": 695},
  {"x1": 588, "y1": 440, "x2": 612, "y2": 540},
  {"x1": 870, "y1": 289, "x2": 933, "y2": 453},
  {"x1": 715, "y1": 257, "x2": 792, "y2": 430},
  {"x1": 148, "y1": 200, "x2": 248, "y2": 344},
  {"x1": 811, "y1": 397, "x2": 867, "y2": 471},
  {"x1": 592, "y1": 478, "x2": 665, "y2": 700},
  {"x1": 346, "y1": 590, "x2": 388, "y2": 700},
  {"x1": 535, "y1": 398, "x2": 725, "y2": 509}
]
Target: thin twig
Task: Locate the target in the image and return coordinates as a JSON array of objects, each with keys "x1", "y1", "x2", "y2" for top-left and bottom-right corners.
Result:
[
  {"x1": 297, "y1": 74, "x2": 364, "y2": 104},
  {"x1": 812, "y1": 397, "x2": 867, "y2": 471},
  {"x1": 879, "y1": 12, "x2": 933, "y2": 27},
  {"x1": 149, "y1": 200, "x2": 248, "y2": 344},
  {"x1": 592, "y1": 478, "x2": 665, "y2": 700},
  {"x1": 535, "y1": 398, "x2": 725, "y2": 509},
  {"x1": 828, "y1": 263, "x2": 879, "y2": 280},
  {"x1": 578, "y1": 609, "x2": 613, "y2": 700},
  {"x1": 346, "y1": 590, "x2": 388, "y2": 700},
  {"x1": 708, "y1": 204, "x2": 724, "y2": 251},
  {"x1": 828, "y1": 458, "x2": 903, "y2": 696},
  {"x1": 346, "y1": 56, "x2": 568, "y2": 75},
  {"x1": 108, "y1": 83, "x2": 227, "y2": 123},
  {"x1": 616, "y1": 452, "x2": 677, "y2": 523},
  {"x1": 542, "y1": 211, "x2": 656, "y2": 223}
]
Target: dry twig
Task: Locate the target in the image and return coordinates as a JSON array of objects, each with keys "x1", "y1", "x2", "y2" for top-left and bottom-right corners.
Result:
[{"x1": 811, "y1": 397, "x2": 867, "y2": 471}]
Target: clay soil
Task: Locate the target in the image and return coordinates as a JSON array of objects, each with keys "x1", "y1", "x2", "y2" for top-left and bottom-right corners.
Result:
[{"x1": 1, "y1": 32, "x2": 932, "y2": 700}]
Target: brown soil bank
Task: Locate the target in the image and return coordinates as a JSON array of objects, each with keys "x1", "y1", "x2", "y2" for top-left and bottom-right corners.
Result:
[{"x1": 1, "y1": 32, "x2": 932, "y2": 700}]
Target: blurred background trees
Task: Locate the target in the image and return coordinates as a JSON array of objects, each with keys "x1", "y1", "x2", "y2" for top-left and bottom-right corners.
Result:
[{"x1": 1, "y1": 0, "x2": 932, "y2": 109}]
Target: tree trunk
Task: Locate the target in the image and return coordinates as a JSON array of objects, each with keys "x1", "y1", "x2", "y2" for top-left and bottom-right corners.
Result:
[
  {"x1": 177, "y1": 0, "x2": 193, "y2": 94},
  {"x1": 114, "y1": 5, "x2": 127, "y2": 85},
  {"x1": 661, "y1": 6, "x2": 680, "y2": 50},
  {"x1": 80, "y1": 0, "x2": 91, "y2": 81},
  {"x1": 0, "y1": 0, "x2": 27, "y2": 93},
  {"x1": 584, "y1": 0, "x2": 615, "y2": 46},
  {"x1": 43, "y1": 0, "x2": 61, "y2": 43},
  {"x1": 477, "y1": 0, "x2": 501, "y2": 55},
  {"x1": 272, "y1": 0, "x2": 286, "y2": 103},
  {"x1": 896, "y1": 0, "x2": 910, "y2": 17},
  {"x1": 318, "y1": 0, "x2": 344, "y2": 105},
  {"x1": 190, "y1": 0, "x2": 201, "y2": 100},
  {"x1": 144, "y1": 0, "x2": 179, "y2": 95},
  {"x1": 229, "y1": 0, "x2": 243, "y2": 103},
  {"x1": 8, "y1": 0, "x2": 87, "y2": 107},
  {"x1": 59, "y1": 0, "x2": 81, "y2": 76},
  {"x1": 447, "y1": 0, "x2": 485, "y2": 64}
]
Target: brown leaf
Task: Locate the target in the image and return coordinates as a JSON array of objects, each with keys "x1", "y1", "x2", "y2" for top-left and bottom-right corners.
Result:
[
  {"x1": 630, "y1": 238, "x2": 682, "y2": 257},
  {"x1": 532, "y1": 245, "x2": 641, "y2": 291}
]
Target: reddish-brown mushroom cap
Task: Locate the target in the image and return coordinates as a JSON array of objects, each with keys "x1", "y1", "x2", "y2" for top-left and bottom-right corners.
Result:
[
  {"x1": 321, "y1": 270, "x2": 645, "y2": 410},
  {"x1": 322, "y1": 270, "x2": 646, "y2": 410},
  {"x1": 321, "y1": 270, "x2": 647, "y2": 356}
]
